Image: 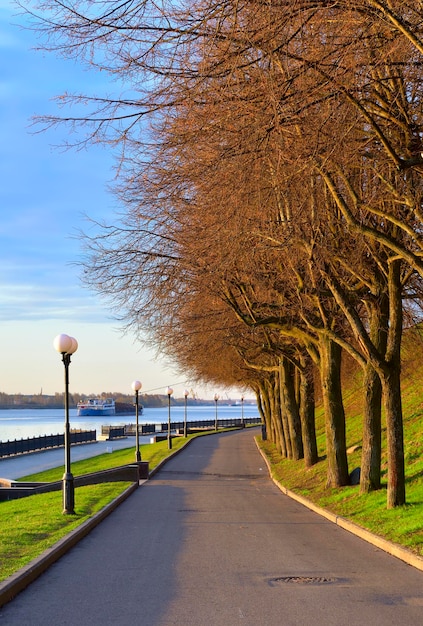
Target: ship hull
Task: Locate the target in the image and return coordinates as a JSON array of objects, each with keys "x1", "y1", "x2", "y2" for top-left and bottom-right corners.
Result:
[
  {"x1": 77, "y1": 407, "x2": 116, "y2": 417},
  {"x1": 77, "y1": 398, "x2": 116, "y2": 417}
]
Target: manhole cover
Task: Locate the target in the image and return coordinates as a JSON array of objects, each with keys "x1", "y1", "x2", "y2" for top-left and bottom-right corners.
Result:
[{"x1": 269, "y1": 576, "x2": 337, "y2": 585}]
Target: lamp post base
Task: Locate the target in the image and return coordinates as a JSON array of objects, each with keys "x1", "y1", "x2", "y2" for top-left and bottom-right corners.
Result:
[{"x1": 62, "y1": 472, "x2": 75, "y2": 515}]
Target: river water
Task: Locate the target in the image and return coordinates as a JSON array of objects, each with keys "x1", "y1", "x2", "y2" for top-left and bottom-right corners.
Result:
[{"x1": 0, "y1": 404, "x2": 258, "y2": 442}]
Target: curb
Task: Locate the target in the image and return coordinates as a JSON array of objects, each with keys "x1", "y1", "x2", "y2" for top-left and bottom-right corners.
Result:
[{"x1": 255, "y1": 439, "x2": 423, "y2": 573}]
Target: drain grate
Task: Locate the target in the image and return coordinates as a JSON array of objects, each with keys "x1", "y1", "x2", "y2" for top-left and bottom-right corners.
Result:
[{"x1": 269, "y1": 576, "x2": 337, "y2": 585}]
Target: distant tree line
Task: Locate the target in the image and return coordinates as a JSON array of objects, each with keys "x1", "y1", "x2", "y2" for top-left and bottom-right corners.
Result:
[
  {"x1": 0, "y1": 392, "x2": 218, "y2": 410},
  {"x1": 24, "y1": 1, "x2": 423, "y2": 508}
]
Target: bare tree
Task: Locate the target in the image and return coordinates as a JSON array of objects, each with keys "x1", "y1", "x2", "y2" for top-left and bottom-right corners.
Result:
[{"x1": 24, "y1": 0, "x2": 423, "y2": 507}]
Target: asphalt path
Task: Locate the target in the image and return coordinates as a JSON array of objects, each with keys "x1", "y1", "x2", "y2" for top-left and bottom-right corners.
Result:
[{"x1": 0, "y1": 429, "x2": 422, "y2": 625}]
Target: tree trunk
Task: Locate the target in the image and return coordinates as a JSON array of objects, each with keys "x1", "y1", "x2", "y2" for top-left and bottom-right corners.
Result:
[
  {"x1": 320, "y1": 336, "x2": 349, "y2": 487},
  {"x1": 272, "y1": 373, "x2": 288, "y2": 457},
  {"x1": 360, "y1": 362, "x2": 383, "y2": 492},
  {"x1": 257, "y1": 381, "x2": 274, "y2": 444},
  {"x1": 299, "y1": 353, "x2": 318, "y2": 467},
  {"x1": 381, "y1": 259, "x2": 405, "y2": 508},
  {"x1": 254, "y1": 385, "x2": 269, "y2": 442},
  {"x1": 262, "y1": 376, "x2": 286, "y2": 456},
  {"x1": 360, "y1": 292, "x2": 388, "y2": 493},
  {"x1": 381, "y1": 365, "x2": 405, "y2": 508},
  {"x1": 280, "y1": 357, "x2": 303, "y2": 460}
]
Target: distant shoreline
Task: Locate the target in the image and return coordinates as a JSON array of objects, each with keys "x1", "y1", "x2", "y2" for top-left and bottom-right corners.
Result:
[
  {"x1": 0, "y1": 403, "x2": 136, "y2": 414},
  {"x1": 0, "y1": 404, "x2": 66, "y2": 410}
]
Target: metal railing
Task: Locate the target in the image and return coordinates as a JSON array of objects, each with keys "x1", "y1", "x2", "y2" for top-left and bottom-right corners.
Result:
[
  {"x1": 0, "y1": 430, "x2": 96, "y2": 458},
  {"x1": 101, "y1": 416, "x2": 261, "y2": 438},
  {"x1": 1, "y1": 416, "x2": 261, "y2": 456}
]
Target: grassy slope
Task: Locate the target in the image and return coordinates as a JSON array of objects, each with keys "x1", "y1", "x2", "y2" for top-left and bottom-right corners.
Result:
[{"x1": 258, "y1": 327, "x2": 423, "y2": 557}]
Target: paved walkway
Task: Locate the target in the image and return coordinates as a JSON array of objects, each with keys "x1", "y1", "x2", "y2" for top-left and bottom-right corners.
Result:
[{"x1": 0, "y1": 429, "x2": 422, "y2": 625}]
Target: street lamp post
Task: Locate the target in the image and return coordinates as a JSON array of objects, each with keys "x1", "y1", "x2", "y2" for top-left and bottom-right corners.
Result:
[
  {"x1": 53, "y1": 333, "x2": 78, "y2": 515},
  {"x1": 184, "y1": 389, "x2": 189, "y2": 438},
  {"x1": 214, "y1": 393, "x2": 219, "y2": 431},
  {"x1": 166, "y1": 387, "x2": 173, "y2": 449},
  {"x1": 131, "y1": 380, "x2": 142, "y2": 462},
  {"x1": 241, "y1": 394, "x2": 244, "y2": 426}
]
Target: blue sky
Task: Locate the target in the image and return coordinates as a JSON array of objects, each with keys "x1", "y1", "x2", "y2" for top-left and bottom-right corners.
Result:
[{"x1": 0, "y1": 1, "x2": 229, "y2": 399}]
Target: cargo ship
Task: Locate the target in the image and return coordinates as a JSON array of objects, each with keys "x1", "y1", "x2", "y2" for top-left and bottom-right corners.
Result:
[{"x1": 77, "y1": 398, "x2": 116, "y2": 417}]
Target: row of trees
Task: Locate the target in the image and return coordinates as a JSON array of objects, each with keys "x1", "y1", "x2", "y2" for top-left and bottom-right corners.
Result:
[{"x1": 27, "y1": 0, "x2": 423, "y2": 507}]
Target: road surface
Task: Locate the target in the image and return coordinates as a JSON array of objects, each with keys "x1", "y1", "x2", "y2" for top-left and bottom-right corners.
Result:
[{"x1": 0, "y1": 429, "x2": 422, "y2": 625}]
